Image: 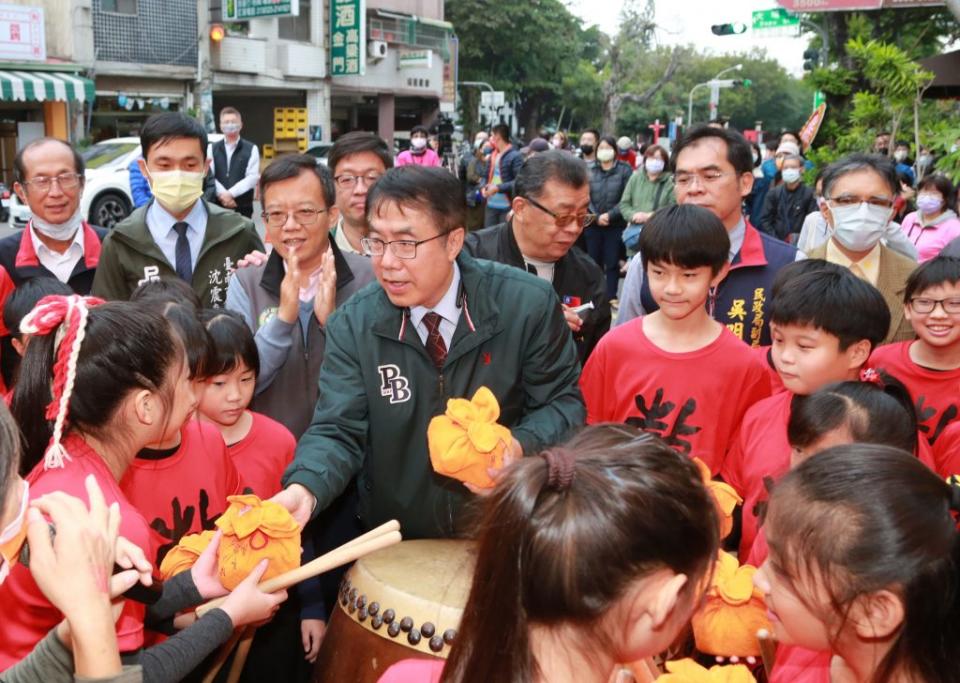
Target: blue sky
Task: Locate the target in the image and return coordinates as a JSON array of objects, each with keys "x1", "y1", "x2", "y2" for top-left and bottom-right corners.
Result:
[{"x1": 566, "y1": 0, "x2": 810, "y2": 75}]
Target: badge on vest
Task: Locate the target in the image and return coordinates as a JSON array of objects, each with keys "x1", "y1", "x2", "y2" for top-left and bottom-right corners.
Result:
[
  {"x1": 378, "y1": 364, "x2": 411, "y2": 404},
  {"x1": 258, "y1": 306, "x2": 278, "y2": 329},
  {"x1": 138, "y1": 265, "x2": 161, "y2": 287}
]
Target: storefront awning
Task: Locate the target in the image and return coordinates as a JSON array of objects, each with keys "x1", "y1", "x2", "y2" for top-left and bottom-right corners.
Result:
[{"x1": 0, "y1": 70, "x2": 95, "y2": 103}]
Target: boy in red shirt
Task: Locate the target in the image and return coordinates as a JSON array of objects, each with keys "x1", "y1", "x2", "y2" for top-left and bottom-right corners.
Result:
[
  {"x1": 580, "y1": 204, "x2": 771, "y2": 475},
  {"x1": 870, "y1": 256, "x2": 960, "y2": 448},
  {"x1": 721, "y1": 261, "x2": 892, "y2": 558}
]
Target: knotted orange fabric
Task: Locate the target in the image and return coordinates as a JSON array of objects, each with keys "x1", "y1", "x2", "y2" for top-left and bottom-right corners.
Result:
[
  {"x1": 159, "y1": 529, "x2": 215, "y2": 580},
  {"x1": 691, "y1": 551, "x2": 771, "y2": 657},
  {"x1": 427, "y1": 386, "x2": 512, "y2": 489},
  {"x1": 157, "y1": 495, "x2": 300, "y2": 590},
  {"x1": 693, "y1": 457, "x2": 742, "y2": 540},
  {"x1": 656, "y1": 658, "x2": 756, "y2": 682}
]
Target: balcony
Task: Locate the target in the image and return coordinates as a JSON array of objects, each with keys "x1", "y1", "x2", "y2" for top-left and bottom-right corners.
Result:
[
  {"x1": 211, "y1": 36, "x2": 267, "y2": 74},
  {"x1": 279, "y1": 44, "x2": 326, "y2": 79}
]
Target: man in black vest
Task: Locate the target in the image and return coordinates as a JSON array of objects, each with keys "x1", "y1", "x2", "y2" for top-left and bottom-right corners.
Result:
[{"x1": 212, "y1": 106, "x2": 260, "y2": 218}]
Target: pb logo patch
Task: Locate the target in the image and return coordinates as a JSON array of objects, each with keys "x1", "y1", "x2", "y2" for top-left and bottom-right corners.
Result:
[
  {"x1": 378, "y1": 364, "x2": 411, "y2": 404},
  {"x1": 138, "y1": 265, "x2": 160, "y2": 287}
]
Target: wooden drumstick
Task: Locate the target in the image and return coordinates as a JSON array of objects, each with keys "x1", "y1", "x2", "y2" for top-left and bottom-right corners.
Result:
[
  {"x1": 201, "y1": 627, "x2": 244, "y2": 683},
  {"x1": 225, "y1": 626, "x2": 256, "y2": 683},
  {"x1": 336, "y1": 519, "x2": 401, "y2": 551},
  {"x1": 757, "y1": 628, "x2": 778, "y2": 677},
  {"x1": 195, "y1": 527, "x2": 402, "y2": 617}
]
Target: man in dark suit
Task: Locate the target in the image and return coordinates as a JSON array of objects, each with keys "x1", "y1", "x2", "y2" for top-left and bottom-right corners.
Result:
[{"x1": 212, "y1": 106, "x2": 260, "y2": 218}]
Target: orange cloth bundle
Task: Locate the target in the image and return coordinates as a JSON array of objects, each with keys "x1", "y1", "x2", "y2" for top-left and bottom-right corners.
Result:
[
  {"x1": 693, "y1": 458, "x2": 742, "y2": 540},
  {"x1": 156, "y1": 495, "x2": 301, "y2": 590},
  {"x1": 656, "y1": 658, "x2": 756, "y2": 682},
  {"x1": 692, "y1": 551, "x2": 772, "y2": 658},
  {"x1": 427, "y1": 386, "x2": 512, "y2": 489},
  {"x1": 159, "y1": 529, "x2": 215, "y2": 580},
  {"x1": 214, "y1": 494, "x2": 301, "y2": 590}
]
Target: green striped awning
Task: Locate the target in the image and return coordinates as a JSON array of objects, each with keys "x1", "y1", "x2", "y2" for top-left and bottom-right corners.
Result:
[{"x1": 0, "y1": 70, "x2": 95, "y2": 103}]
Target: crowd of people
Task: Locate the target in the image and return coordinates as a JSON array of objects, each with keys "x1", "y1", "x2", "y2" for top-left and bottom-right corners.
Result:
[{"x1": 0, "y1": 109, "x2": 957, "y2": 683}]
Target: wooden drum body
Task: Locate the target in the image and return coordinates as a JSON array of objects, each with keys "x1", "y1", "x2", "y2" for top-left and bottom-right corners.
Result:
[{"x1": 312, "y1": 539, "x2": 475, "y2": 682}]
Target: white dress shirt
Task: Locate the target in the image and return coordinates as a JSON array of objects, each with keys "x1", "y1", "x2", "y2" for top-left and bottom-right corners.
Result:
[
  {"x1": 213, "y1": 138, "x2": 261, "y2": 197},
  {"x1": 146, "y1": 200, "x2": 208, "y2": 270},
  {"x1": 30, "y1": 224, "x2": 84, "y2": 283},
  {"x1": 409, "y1": 262, "x2": 462, "y2": 350}
]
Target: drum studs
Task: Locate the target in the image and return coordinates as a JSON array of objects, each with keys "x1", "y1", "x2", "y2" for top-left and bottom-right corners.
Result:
[
  {"x1": 368, "y1": 602, "x2": 380, "y2": 616},
  {"x1": 357, "y1": 595, "x2": 367, "y2": 609},
  {"x1": 358, "y1": 606, "x2": 368, "y2": 621},
  {"x1": 371, "y1": 615, "x2": 384, "y2": 630},
  {"x1": 421, "y1": 622, "x2": 436, "y2": 638},
  {"x1": 349, "y1": 588, "x2": 358, "y2": 602},
  {"x1": 443, "y1": 629, "x2": 457, "y2": 644},
  {"x1": 400, "y1": 616, "x2": 414, "y2": 632},
  {"x1": 348, "y1": 599, "x2": 357, "y2": 613},
  {"x1": 383, "y1": 609, "x2": 396, "y2": 624},
  {"x1": 429, "y1": 635, "x2": 444, "y2": 652},
  {"x1": 387, "y1": 622, "x2": 401, "y2": 638},
  {"x1": 339, "y1": 594, "x2": 347, "y2": 607},
  {"x1": 407, "y1": 628, "x2": 421, "y2": 646}
]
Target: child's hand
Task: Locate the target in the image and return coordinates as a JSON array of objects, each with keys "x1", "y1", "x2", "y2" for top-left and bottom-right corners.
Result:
[
  {"x1": 278, "y1": 250, "x2": 301, "y2": 324},
  {"x1": 115, "y1": 535, "x2": 153, "y2": 589},
  {"x1": 312, "y1": 249, "x2": 337, "y2": 327},
  {"x1": 190, "y1": 530, "x2": 229, "y2": 600},
  {"x1": 301, "y1": 619, "x2": 325, "y2": 662},
  {"x1": 219, "y1": 559, "x2": 288, "y2": 628}
]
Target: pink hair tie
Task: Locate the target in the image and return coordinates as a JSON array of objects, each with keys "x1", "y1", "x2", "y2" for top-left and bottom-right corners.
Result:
[{"x1": 859, "y1": 367, "x2": 884, "y2": 387}]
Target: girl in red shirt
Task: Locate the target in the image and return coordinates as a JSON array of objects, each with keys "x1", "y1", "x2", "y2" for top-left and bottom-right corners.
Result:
[
  {"x1": 197, "y1": 309, "x2": 296, "y2": 498},
  {"x1": 755, "y1": 445, "x2": 960, "y2": 683}
]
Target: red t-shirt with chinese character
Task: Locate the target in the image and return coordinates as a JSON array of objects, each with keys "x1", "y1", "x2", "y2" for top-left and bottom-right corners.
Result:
[
  {"x1": 120, "y1": 419, "x2": 243, "y2": 566},
  {"x1": 869, "y1": 341, "x2": 960, "y2": 447},
  {"x1": 580, "y1": 318, "x2": 771, "y2": 475},
  {"x1": 227, "y1": 411, "x2": 296, "y2": 498},
  {"x1": 721, "y1": 391, "x2": 793, "y2": 559},
  {"x1": 0, "y1": 434, "x2": 152, "y2": 668},
  {"x1": 932, "y1": 421, "x2": 960, "y2": 478}
]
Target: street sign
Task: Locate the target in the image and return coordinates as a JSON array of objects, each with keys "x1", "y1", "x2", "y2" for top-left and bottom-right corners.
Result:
[
  {"x1": 0, "y1": 4, "x2": 45, "y2": 62},
  {"x1": 330, "y1": 0, "x2": 365, "y2": 76},
  {"x1": 752, "y1": 8, "x2": 799, "y2": 29},
  {"x1": 224, "y1": 0, "x2": 299, "y2": 20},
  {"x1": 776, "y1": 0, "x2": 882, "y2": 11},
  {"x1": 480, "y1": 91, "x2": 506, "y2": 108}
]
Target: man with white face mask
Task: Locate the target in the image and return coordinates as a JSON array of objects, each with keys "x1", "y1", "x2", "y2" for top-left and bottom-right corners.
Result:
[
  {"x1": 809, "y1": 153, "x2": 917, "y2": 343},
  {"x1": 757, "y1": 154, "x2": 818, "y2": 241},
  {"x1": 93, "y1": 112, "x2": 263, "y2": 307},
  {"x1": 211, "y1": 107, "x2": 260, "y2": 218}
]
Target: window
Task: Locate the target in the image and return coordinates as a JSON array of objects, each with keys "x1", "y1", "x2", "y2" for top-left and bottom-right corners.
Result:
[
  {"x1": 101, "y1": 0, "x2": 137, "y2": 15},
  {"x1": 278, "y1": 2, "x2": 311, "y2": 42}
]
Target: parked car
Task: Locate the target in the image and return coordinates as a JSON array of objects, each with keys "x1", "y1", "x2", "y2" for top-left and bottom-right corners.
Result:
[
  {"x1": 0, "y1": 183, "x2": 9, "y2": 223},
  {"x1": 11, "y1": 133, "x2": 224, "y2": 229},
  {"x1": 305, "y1": 142, "x2": 332, "y2": 167}
]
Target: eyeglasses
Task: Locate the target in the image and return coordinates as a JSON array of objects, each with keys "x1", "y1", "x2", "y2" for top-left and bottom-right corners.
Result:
[
  {"x1": 826, "y1": 195, "x2": 895, "y2": 209},
  {"x1": 261, "y1": 208, "x2": 328, "y2": 228},
  {"x1": 673, "y1": 170, "x2": 729, "y2": 188},
  {"x1": 361, "y1": 232, "x2": 446, "y2": 259},
  {"x1": 334, "y1": 173, "x2": 382, "y2": 190},
  {"x1": 909, "y1": 297, "x2": 960, "y2": 314},
  {"x1": 523, "y1": 196, "x2": 596, "y2": 228},
  {"x1": 22, "y1": 173, "x2": 82, "y2": 193}
]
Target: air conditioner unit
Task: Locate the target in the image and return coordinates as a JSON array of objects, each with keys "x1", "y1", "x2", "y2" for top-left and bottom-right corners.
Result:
[{"x1": 368, "y1": 40, "x2": 388, "y2": 60}]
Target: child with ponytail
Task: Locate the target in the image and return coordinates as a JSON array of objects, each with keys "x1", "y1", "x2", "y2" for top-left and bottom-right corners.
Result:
[
  {"x1": 755, "y1": 444, "x2": 960, "y2": 683},
  {"x1": 0, "y1": 295, "x2": 286, "y2": 681},
  {"x1": 381, "y1": 424, "x2": 721, "y2": 683}
]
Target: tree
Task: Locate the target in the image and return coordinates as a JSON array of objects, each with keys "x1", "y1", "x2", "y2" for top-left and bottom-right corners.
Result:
[{"x1": 446, "y1": 0, "x2": 587, "y2": 136}]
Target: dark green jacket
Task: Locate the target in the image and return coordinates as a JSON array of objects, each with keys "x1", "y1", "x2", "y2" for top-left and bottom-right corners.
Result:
[
  {"x1": 283, "y1": 252, "x2": 585, "y2": 539},
  {"x1": 91, "y1": 200, "x2": 264, "y2": 307}
]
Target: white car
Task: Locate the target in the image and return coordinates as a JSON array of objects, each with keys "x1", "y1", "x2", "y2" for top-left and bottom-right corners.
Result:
[{"x1": 11, "y1": 133, "x2": 224, "y2": 229}]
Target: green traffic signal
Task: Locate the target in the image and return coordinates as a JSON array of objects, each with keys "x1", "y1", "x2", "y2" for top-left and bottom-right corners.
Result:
[{"x1": 711, "y1": 23, "x2": 748, "y2": 36}]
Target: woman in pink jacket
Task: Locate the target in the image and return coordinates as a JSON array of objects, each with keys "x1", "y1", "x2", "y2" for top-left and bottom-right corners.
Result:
[
  {"x1": 901, "y1": 174, "x2": 960, "y2": 262},
  {"x1": 395, "y1": 125, "x2": 441, "y2": 167}
]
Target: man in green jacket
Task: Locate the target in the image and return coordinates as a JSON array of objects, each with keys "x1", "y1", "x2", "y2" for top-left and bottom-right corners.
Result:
[
  {"x1": 273, "y1": 166, "x2": 585, "y2": 539},
  {"x1": 92, "y1": 113, "x2": 263, "y2": 306}
]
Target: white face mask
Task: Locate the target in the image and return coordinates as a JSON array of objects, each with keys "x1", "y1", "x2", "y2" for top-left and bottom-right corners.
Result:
[
  {"x1": 894, "y1": 150, "x2": 908, "y2": 162},
  {"x1": 596, "y1": 148, "x2": 616, "y2": 163},
  {"x1": 645, "y1": 158, "x2": 665, "y2": 174},
  {"x1": 0, "y1": 480, "x2": 29, "y2": 585},
  {"x1": 781, "y1": 168, "x2": 802, "y2": 184},
  {"x1": 829, "y1": 202, "x2": 892, "y2": 252},
  {"x1": 31, "y1": 207, "x2": 83, "y2": 241},
  {"x1": 411, "y1": 137, "x2": 427, "y2": 150},
  {"x1": 221, "y1": 123, "x2": 241, "y2": 135}
]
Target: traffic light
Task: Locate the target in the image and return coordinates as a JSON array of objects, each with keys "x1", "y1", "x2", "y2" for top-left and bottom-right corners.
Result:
[
  {"x1": 711, "y1": 23, "x2": 747, "y2": 36},
  {"x1": 803, "y1": 48, "x2": 820, "y2": 71},
  {"x1": 733, "y1": 79, "x2": 752, "y2": 88}
]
